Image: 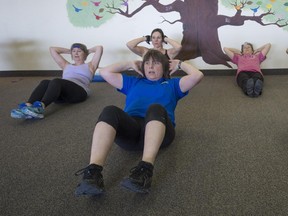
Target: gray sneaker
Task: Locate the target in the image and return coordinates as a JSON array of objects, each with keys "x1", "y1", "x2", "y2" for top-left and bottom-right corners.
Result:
[
  {"x1": 246, "y1": 78, "x2": 254, "y2": 97},
  {"x1": 254, "y1": 79, "x2": 263, "y2": 97}
]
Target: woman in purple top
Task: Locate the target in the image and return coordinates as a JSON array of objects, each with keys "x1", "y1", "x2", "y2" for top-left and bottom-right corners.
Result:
[
  {"x1": 224, "y1": 42, "x2": 271, "y2": 97},
  {"x1": 11, "y1": 43, "x2": 103, "y2": 119}
]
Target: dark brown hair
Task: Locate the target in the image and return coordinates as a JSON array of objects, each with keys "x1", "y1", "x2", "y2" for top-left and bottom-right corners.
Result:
[
  {"x1": 151, "y1": 28, "x2": 165, "y2": 43},
  {"x1": 141, "y1": 49, "x2": 170, "y2": 79}
]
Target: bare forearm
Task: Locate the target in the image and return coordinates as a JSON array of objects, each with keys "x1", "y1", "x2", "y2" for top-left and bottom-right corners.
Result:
[
  {"x1": 100, "y1": 61, "x2": 138, "y2": 90},
  {"x1": 180, "y1": 61, "x2": 203, "y2": 77},
  {"x1": 255, "y1": 43, "x2": 271, "y2": 54},
  {"x1": 101, "y1": 61, "x2": 134, "y2": 74},
  {"x1": 164, "y1": 37, "x2": 181, "y2": 50},
  {"x1": 50, "y1": 46, "x2": 70, "y2": 55},
  {"x1": 88, "y1": 45, "x2": 103, "y2": 54},
  {"x1": 224, "y1": 47, "x2": 241, "y2": 54},
  {"x1": 126, "y1": 37, "x2": 146, "y2": 49},
  {"x1": 178, "y1": 61, "x2": 204, "y2": 92},
  {"x1": 223, "y1": 47, "x2": 238, "y2": 59}
]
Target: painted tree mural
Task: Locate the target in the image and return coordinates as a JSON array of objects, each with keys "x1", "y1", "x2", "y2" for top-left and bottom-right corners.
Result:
[{"x1": 67, "y1": 0, "x2": 288, "y2": 67}]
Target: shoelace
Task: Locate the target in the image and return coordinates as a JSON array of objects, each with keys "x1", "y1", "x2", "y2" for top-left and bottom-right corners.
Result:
[
  {"x1": 74, "y1": 167, "x2": 86, "y2": 176},
  {"x1": 130, "y1": 166, "x2": 150, "y2": 178},
  {"x1": 74, "y1": 166, "x2": 103, "y2": 180}
]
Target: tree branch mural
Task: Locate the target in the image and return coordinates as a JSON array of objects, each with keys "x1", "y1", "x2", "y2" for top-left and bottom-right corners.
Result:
[{"x1": 67, "y1": 0, "x2": 288, "y2": 68}]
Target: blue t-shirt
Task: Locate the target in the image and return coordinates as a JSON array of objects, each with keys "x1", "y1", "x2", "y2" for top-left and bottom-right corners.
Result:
[{"x1": 118, "y1": 74, "x2": 188, "y2": 126}]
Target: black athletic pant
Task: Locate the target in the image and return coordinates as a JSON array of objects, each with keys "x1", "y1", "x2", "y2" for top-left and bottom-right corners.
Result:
[
  {"x1": 27, "y1": 78, "x2": 87, "y2": 107},
  {"x1": 236, "y1": 71, "x2": 263, "y2": 93},
  {"x1": 97, "y1": 104, "x2": 175, "y2": 151}
]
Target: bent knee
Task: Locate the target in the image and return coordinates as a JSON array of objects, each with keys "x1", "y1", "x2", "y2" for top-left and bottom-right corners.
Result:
[{"x1": 146, "y1": 104, "x2": 167, "y2": 123}]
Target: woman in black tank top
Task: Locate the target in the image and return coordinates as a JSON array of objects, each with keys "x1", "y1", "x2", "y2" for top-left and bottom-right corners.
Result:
[{"x1": 127, "y1": 28, "x2": 182, "y2": 60}]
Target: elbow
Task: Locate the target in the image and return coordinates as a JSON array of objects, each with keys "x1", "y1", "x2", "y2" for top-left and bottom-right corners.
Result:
[
  {"x1": 126, "y1": 43, "x2": 132, "y2": 50},
  {"x1": 98, "y1": 45, "x2": 104, "y2": 53},
  {"x1": 196, "y1": 70, "x2": 204, "y2": 81},
  {"x1": 49, "y1": 46, "x2": 56, "y2": 54},
  {"x1": 267, "y1": 43, "x2": 272, "y2": 48},
  {"x1": 199, "y1": 71, "x2": 204, "y2": 80},
  {"x1": 196, "y1": 72, "x2": 204, "y2": 85},
  {"x1": 99, "y1": 69, "x2": 109, "y2": 81},
  {"x1": 99, "y1": 68, "x2": 105, "y2": 76}
]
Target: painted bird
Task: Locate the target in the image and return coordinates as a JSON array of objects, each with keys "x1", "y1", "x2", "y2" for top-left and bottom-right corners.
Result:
[
  {"x1": 93, "y1": 13, "x2": 103, "y2": 20},
  {"x1": 72, "y1": 5, "x2": 83, "y2": 12},
  {"x1": 121, "y1": 0, "x2": 129, "y2": 7},
  {"x1": 234, "y1": 4, "x2": 242, "y2": 10},
  {"x1": 251, "y1": 6, "x2": 260, "y2": 15},
  {"x1": 91, "y1": 1, "x2": 101, "y2": 6}
]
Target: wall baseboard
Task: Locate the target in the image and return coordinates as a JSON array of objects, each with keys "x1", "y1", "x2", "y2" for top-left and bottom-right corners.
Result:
[
  {"x1": 0, "y1": 70, "x2": 62, "y2": 77},
  {"x1": 1, "y1": 69, "x2": 288, "y2": 77}
]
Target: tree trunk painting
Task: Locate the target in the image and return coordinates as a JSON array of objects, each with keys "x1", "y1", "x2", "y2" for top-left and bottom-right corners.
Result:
[
  {"x1": 105, "y1": 0, "x2": 288, "y2": 68},
  {"x1": 67, "y1": 0, "x2": 288, "y2": 67}
]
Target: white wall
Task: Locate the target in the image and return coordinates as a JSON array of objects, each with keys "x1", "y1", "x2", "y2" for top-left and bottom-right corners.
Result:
[{"x1": 0, "y1": 0, "x2": 287, "y2": 71}]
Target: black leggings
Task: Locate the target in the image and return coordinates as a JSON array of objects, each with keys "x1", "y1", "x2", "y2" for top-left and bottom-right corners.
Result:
[
  {"x1": 97, "y1": 104, "x2": 175, "y2": 151},
  {"x1": 237, "y1": 72, "x2": 263, "y2": 93},
  {"x1": 27, "y1": 78, "x2": 87, "y2": 107}
]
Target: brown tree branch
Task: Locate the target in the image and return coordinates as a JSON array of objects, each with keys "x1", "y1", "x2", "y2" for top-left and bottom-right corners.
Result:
[
  {"x1": 160, "y1": 16, "x2": 181, "y2": 25},
  {"x1": 106, "y1": 0, "x2": 183, "y2": 18},
  {"x1": 106, "y1": 1, "x2": 151, "y2": 17}
]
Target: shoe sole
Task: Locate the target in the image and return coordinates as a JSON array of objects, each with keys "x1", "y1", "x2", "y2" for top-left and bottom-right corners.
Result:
[
  {"x1": 21, "y1": 108, "x2": 44, "y2": 119},
  {"x1": 254, "y1": 80, "x2": 263, "y2": 96},
  {"x1": 75, "y1": 181, "x2": 104, "y2": 197},
  {"x1": 120, "y1": 178, "x2": 150, "y2": 194},
  {"x1": 11, "y1": 110, "x2": 34, "y2": 119},
  {"x1": 246, "y1": 78, "x2": 254, "y2": 97}
]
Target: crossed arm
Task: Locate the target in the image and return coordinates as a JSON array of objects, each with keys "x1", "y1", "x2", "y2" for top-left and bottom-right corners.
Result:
[
  {"x1": 126, "y1": 36, "x2": 182, "y2": 59},
  {"x1": 223, "y1": 43, "x2": 271, "y2": 59},
  {"x1": 100, "y1": 59, "x2": 203, "y2": 93},
  {"x1": 49, "y1": 45, "x2": 103, "y2": 74}
]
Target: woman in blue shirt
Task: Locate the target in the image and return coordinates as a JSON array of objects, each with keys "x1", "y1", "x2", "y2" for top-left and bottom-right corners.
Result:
[{"x1": 75, "y1": 50, "x2": 203, "y2": 195}]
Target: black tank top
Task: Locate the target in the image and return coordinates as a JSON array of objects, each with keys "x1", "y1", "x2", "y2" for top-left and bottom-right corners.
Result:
[{"x1": 164, "y1": 49, "x2": 170, "y2": 60}]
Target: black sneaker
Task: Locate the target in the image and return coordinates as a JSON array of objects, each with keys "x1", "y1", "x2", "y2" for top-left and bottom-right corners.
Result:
[
  {"x1": 246, "y1": 78, "x2": 254, "y2": 97},
  {"x1": 74, "y1": 164, "x2": 105, "y2": 196},
  {"x1": 253, "y1": 79, "x2": 263, "y2": 97},
  {"x1": 120, "y1": 161, "x2": 154, "y2": 193}
]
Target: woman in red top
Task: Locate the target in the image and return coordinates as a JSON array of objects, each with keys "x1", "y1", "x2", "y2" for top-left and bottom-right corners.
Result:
[{"x1": 224, "y1": 42, "x2": 271, "y2": 97}]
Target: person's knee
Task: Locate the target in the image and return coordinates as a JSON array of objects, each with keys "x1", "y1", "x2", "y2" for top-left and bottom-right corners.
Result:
[
  {"x1": 97, "y1": 105, "x2": 120, "y2": 129},
  {"x1": 49, "y1": 78, "x2": 62, "y2": 85},
  {"x1": 146, "y1": 104, "x2": 167, "y2": 123},
  {"x1": 39, "y1": 79, "x2": 50, "y2": 86},
  {"x1": 101, "y1": 105, "x2": 119, "y2": 116}
]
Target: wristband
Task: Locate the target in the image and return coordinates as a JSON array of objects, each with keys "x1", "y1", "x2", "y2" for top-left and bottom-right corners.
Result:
[
  {"x1": 144, "y1": 35, "x2": 151, "y2": 44},
  {"x1": 163, "y1": 35, "x2": 168, "y2": 44},
  {"x1": 177, "y1": 61, "x2": 182, "y2": 70}
]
